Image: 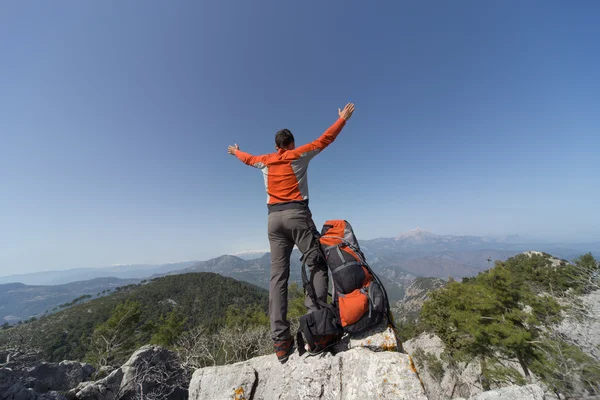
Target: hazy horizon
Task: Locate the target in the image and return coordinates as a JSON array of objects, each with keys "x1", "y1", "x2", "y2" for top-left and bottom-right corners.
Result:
[
  {"x1": 2, "y1": 1, "x2": 599, "y2": 275},
  {"x1": 1, "y1": 227, "x2": 598, "y2": 278}
]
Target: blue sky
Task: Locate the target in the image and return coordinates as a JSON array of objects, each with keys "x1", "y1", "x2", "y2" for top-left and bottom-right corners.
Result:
[{"x1": 1, "y1": 1, "x2": 599, "y2": 275}]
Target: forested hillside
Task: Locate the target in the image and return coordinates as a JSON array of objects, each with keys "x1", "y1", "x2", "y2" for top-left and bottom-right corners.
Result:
[{"x1": 0, "y1": 273, "x2": 269, "y2": 366}]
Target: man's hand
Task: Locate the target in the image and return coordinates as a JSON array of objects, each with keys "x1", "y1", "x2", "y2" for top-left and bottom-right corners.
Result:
[
  {"x1": 338, "y1": 103, "x2": 355, "y2": 121},
  {"x1": 227, "y1": 143, "x2": 239, "y2": 155}
]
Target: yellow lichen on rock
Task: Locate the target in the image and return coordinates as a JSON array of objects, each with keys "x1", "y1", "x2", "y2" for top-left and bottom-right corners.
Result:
[
  {"x1": 408, "y1": 355, "x2": 425, "y2": 391},
  {"x1": 381, "y1": 341, "x2": 397, "y2": 351},
  {"x1": 233, "y1": 386, "x2": 246, "y2": 400}
]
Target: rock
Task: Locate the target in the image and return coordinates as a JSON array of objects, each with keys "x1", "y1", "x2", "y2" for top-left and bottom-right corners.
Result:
[
  {"x1": 37, "y1": 392, "x2": 68, "y2": 400},
  {"x1": 522, "y1": 252, "x2": 565, "y2": 268},
  {"x1": 189, "y1": 364, "x2": 256, "y2": 400},
  {"x1": 67, "y1": 368, "x2": 124, "y2": 400},
  {"x1": 4, "y1": 351, "x2": 43, "y2": 365},
  {"x1": 347, "y1": 325, "x2": 402, "y2": 352},
  {"x1": 0, "y1": 368, "x2": 35, "y2": 400},
  {"x1": 11, "y1": 388, "x2": 36, "y2": 400},
  {"x1": 1, "y1": 351, "x2": 44, "y2": 372},
  {"x1": 468, "y1": 384, "x2": 545, "y2": 399},
  {"x1": 403, "y1": 332, "x2": 445, "y2": 358},
  {"x1": 0, "y1": 350, "x2": 9, "y2": 364},
  {"x1": 118, "y1": 345, "x2": 188, "y2": 399},
  {"x1": 555, "y1": 290, "x2": 600, "y2": 362},
  {"x1": 2, "y1": 359, "x2": 87, "y2": 399},
  {"x1": 189, "y1": 325, "x2": 426, "y2": 400},
  {"x1": 395, "y1": 277, "x2": 446, "y2": 323},
  {"x1": 403, "y1": 333, "x2": 534, "y2": 400},
  {"x1": 0, "y1": 373, "x2": 36, "y2": 400},
  {"x1": 1, "y1": 368, "x2": 20, "y2": 396},
  {"x1": 97, "y1": 366, "x2": 115, "y2": 377},
  {"x1": 70, "y1": 345, "x2": 188, "y2": 400},
  {"x1": 403, "y1": 333, "x2": 467, "y2": 400},
  {"x1": 25, "y1": 361, "x2": 94, "y2": 392}
]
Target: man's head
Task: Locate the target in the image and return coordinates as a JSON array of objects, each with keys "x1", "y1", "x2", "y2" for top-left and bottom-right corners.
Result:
[{"x1": 275, "y1": 129, "x2": 295, "y2": 151}]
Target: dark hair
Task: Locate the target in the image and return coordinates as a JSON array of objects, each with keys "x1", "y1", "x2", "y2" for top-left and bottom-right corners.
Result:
[{"x1": 275, "y1": 129, "x2": 295, "y2": 149}]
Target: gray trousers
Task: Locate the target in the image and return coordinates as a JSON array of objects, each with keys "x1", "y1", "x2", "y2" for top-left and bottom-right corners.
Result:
[{"x1": 267, "y1": 208, "x2": 329, "y2": 341}]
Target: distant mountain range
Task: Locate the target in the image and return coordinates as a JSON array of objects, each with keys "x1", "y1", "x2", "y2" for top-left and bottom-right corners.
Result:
[
  {"x1": 3, "y1": 229, "x2": 596, "y2": 286},
  {"x1": 1, "y1": 229, "x2": 598, "y2": 324},
  {"x1": 232, "y1": 250, "x2": 269, "y2": 260},
  {"x1": 360, "y1": 228, "x2": 599, "y2": 278},
  {"x1": 0, "y1": 277, "x2": 139, "y2": 322},
  {"x1": 362, "y1": 228, "x2": 598, "y2": 258},
  {"x1": 0, "y1": 261, "x2": 197, "y2": 286}
]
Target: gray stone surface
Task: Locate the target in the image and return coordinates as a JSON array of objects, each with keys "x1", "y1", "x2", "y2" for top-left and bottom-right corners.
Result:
[
  {"x1": 347, "y1": 325, "x2": 402, "y2": 352},
  {"x1": 68, "y1": 368, "x2": 124, "y2": 400},
  {"x1": 69, "y1": 345, "x2": 187, "y2": 400},
  {"x1": 404, "y1": 333, "x2": 540, "y2": 400},
  {"x1": 1, "y1": 368, "x2": 19, "y2": 397},
  {"x1": 404, "y1": 333, "x2": 471, "y2": 400},
  {"x1": 0, "y1": 368, "x2": 35, "y2": 400},
  {"x1": 189, "y1": 326, "x2": 427, "y2": 400},
  {"x1": 24, "y1": 360, "x2": 94, "y2": 392},
  {"x1": 37, "y1": 392, "x2": 68, "y2": 400},
  {"x1": 555, "y1": 290, "x2": 600, "y2": 362},
  {"x1": 468, "y1": 384, "x2": 545, "y2": 400},
  {"x1": 189, "y1": 364, "x2": 256, "y2": 400}
]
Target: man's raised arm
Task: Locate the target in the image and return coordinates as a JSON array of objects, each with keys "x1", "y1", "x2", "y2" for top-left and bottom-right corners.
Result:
[
  {"x1": 293, "y1": 103, "x2": 355, "y2": 158},
  {"x1": 228, "y1": 144, "x2": 268, "y2": 169}
]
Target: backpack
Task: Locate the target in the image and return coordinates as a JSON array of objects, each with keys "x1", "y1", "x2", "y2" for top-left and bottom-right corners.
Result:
[{"x1": 297, "y1": 220, "x2": 393, "y2": 355}]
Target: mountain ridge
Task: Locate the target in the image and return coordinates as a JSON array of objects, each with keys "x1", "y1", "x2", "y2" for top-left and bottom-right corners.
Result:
[
  {"x1": 0, "y1": 277, "x2": 140, "y2": 323},
  {"x1": 3, "y1": 231, "x2": 597, "y2": 286},
  {"x1": 2, "y1": 232, "x2": 598, "y2": 325}
]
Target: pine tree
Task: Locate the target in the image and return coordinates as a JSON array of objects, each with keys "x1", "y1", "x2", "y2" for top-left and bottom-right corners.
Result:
[
  {"x1": 85, "y1": 300, "x2": 141, "y2": 368},
  {"x1": 150, "y1": 311, "x2": 188, "y2": 347}
]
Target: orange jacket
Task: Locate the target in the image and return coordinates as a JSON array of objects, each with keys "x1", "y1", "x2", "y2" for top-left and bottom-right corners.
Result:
[{"x1": 236, "y1": 117, "x2": 347, "y2": 212}]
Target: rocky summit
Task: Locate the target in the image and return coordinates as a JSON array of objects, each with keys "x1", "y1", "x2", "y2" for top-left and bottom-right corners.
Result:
[{"x1": 189, "y1": 324, "x2": 427, "y2": 400}]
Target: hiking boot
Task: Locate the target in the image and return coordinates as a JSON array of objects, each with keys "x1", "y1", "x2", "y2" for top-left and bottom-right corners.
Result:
[
  {"x1": 309, "y1": 334, "x2": 339, "y2": 355},
  {"x1": 274, "y1": 337, "x2": 295, "y2": 364}
]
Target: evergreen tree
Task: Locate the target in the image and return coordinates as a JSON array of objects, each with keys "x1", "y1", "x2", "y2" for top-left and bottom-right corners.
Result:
[
  {"x1": 150, "y1": 311, "x2": 188, "y2": 347},
  {"x1": 85, "y1": 300, "x2": 141, "y2": 368},
  {"x1": 420, "y1": 252, "x2": 600, "y2": 394}
]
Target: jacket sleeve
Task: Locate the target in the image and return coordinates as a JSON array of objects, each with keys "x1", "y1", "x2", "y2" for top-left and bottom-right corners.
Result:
[
  {"x1": 235, "y1": 150, "x2": 269, "y2": 169},
  {"x1": 292, "y1": 117, "x2": 346, "y2": 159}
]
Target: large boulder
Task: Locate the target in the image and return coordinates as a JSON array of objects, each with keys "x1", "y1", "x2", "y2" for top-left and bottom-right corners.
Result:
[
  {"x1": 2, "y1": 361, "x2": 81, "y2": 399},
  {"x1": 1, "y1": 368, "x2": 19, "y2": 395},
  {"x1": 69, "y1": 345, "x2": 188, "y2": 400},
  {"x1": 68, "y1": 368, "x2": 124, "y2": 400},
  {"x1": 189, "y1": 325, "x2": 426, "y2": 400},
  {"x1": 403, "y1": 333, "x2": 483, "y2": 400},
  {"x1": 0, "y1": 368, "x2": 36, "y2": 400},
  {"x1": 1, "y1": 367, "x2": 38, "y2": 400},
  {"x1": 24, "y1": 361, "x2": 94, "y2": 392}
]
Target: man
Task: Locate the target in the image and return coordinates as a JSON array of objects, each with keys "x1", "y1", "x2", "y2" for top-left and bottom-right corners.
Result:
[{"x1": 227, "y1": 103, "x2": 355, "y2": 363}]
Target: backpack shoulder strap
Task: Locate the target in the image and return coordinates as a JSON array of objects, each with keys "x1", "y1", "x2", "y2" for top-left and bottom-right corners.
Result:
[{"x1": 300, "y1": 246, "x2": 336, "y2": 312}]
